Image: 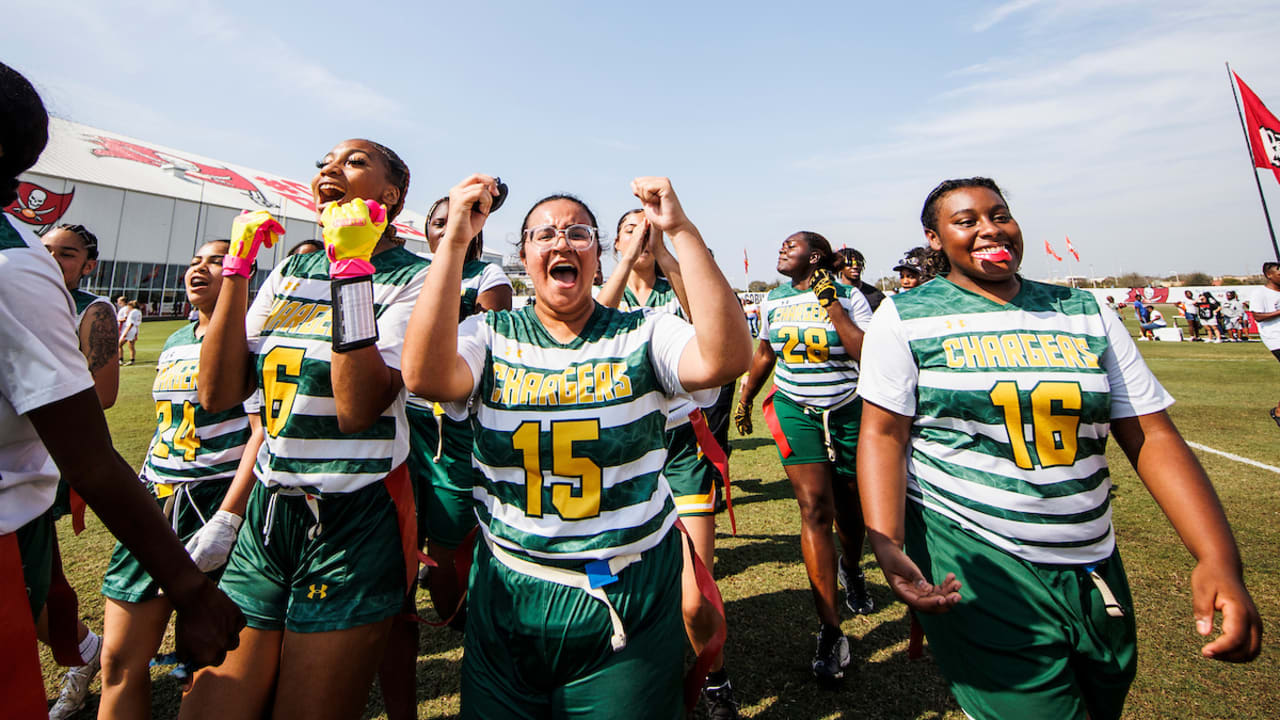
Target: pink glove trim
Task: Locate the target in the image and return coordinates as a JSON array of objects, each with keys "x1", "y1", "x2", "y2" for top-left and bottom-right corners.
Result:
[
  {"x1": 331, "y1": 258, "x2": 376, "y2": 279},
  {"x1": 222, "y1": 255, "x2": 255, "y2": 277}
]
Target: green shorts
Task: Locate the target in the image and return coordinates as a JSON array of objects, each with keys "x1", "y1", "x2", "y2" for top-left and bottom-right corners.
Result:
[
  {"x1": 664, "y1": 423, "x2": 718, "y2": 518},
  {"x1": 407, "y1": 405, "x2": 479, "y2": 548},
  {"x1": 906, "y1": 503, "x2": 1137, "y2": 720},
  {"x1": 218, "y1": 478, "x2": 407, "y2": 633},
  {"x1": 461, "y1": 530, "x2": 685, "y2": 720},
  {"x1": 16, "y1": 510, "x2": 54, "y2": 619},
  {"x1": 770, "y1": 393, "x2": 861, "y2": 477},
  {"x1": 101, "y1": 479, "x2": 230, "y2": 604},
  {"x1": 50, "y1": 479, "x2": 73, "y2": 521}
]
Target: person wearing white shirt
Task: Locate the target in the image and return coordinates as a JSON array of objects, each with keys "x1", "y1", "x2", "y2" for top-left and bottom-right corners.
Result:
[
  {"x1": 1252, "y1": 262, "x2": 1280, "y2": 425},
  {"x1": 118, "y1": 300, "x2": 142, "y2": 365}
]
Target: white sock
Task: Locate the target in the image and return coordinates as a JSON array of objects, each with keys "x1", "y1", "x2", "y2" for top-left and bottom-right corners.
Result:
[{"x1": 79, "y1": 630, "x2": 101, "y2": 664}]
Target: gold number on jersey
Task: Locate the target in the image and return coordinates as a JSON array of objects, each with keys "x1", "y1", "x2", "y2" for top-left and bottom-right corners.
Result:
[
  {"x1": 779, "y1": 326, "x2": 829, "y2": 364},
  {"x1": 512, "y1": 419, "x2": 603, "y2": 520},
  {"x1": 262, "y1": 346, "x2": 305, "y2": 437},
  {"x1": 152, "y1": 401, "x2": 201, "y2": 461},
  {"x1": 152, "y1": 401, "x2": 172, "y2": 459},
  {"x1": 803, "y1": 327, "x2": 830, "y2": 362},
  {"x1": 988, "y1": 380, "x2": 1082, "y2": 469}
]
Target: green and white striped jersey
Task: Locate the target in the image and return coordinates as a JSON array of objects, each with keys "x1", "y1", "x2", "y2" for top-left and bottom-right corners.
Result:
[
  {"x1": 407, "y1": 259, "x2": 510, "y2": 416},
  {"x1": 70, "y1": 288, "x2": 112, "y2": 326},
  {"x1": 858, "y1": 277, "x2": 1173, "y2": 565},
  {"x1": 759, "y1": 281, "x2": 873, "y2": 408},
  {"x1": 143, "y1": 323, "x2": 251, "y2": 485},
  {"x1": 450, "y1": 304, "x2": 696, "y2": 565},
  {"x1": 618, "y1": 277, "x2": 683, "y2": 318},
  {"x1": 245, "y1": 247, "x2": 428, "y2": 492}
]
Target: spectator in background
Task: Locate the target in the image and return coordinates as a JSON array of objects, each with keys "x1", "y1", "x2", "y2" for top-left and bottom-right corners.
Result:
[
  {"x1": 118, "y1": 300, "x2": 142, "y2": 365},
  {"x1": 287, "y1": 238, "x2": 324, "y2": 257},
  {"x1": 1178, "y1": 290, "x2": 1202, "y2": 340},
  {"x1": 1105, "y1": 295, "x2": 1122, "y2": 317},
  {"x1": 1220, "y1": 291, "x2": 1245, "y2": 342},
  {"x1": 1138, "y1": 306, "x2": 1167, "y2": 340},
  {"x1": 893, "y1": 249, "x2": 928, "y2": 291},
  {"x1": 836, "y1": 247, "x2": 885, "y2": 312},
  {"x1": 115, "y1": 295, "x2": 129, "y2": 333},
  {"x1": 1196, "y1": 293, "x2": 1222, "y2": 344},
  {"x1": 742, "y1": 295, "x2": 761, "y2": 337},
  {"x1": 1251, "y1": 262, "x2": 1280, "y2": 426},
  {"x1": 1132, "y1": 297, "x2": 1150, "y2": 325}
]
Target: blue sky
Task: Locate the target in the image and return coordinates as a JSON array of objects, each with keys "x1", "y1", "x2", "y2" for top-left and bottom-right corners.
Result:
[{"x1": 6, "y1": 0, "x2": 1280, "y2": 283}]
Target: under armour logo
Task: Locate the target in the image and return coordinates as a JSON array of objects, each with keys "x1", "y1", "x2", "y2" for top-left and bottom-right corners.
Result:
[{"x1": 307, "y1": 584, "x2": 327, "y2": 599}]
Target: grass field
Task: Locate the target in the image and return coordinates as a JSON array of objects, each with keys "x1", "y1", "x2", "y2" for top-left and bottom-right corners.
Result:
[{"x1": 41, "y1": 306, "x2": 1280, "y2": 719}]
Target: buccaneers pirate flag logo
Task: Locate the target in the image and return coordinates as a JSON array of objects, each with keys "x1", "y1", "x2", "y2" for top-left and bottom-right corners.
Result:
[
  {"x1": 1234, "y1": 72, "x2": 1280, "y2": 185},
  {"x1": 4, "y1": 181, "x2": 75, "y2": 234}
]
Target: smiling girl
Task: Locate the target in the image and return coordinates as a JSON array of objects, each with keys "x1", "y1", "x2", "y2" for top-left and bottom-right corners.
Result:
[
  {"x1": 183, "y1": 139, "x2": 429, "y2": 719},
  {"x1": 403, "y1": 175, "x2": 751, "y2": 718},
  {"x1": 856, "y1": 177, "x2": 1262, "y2": 720}
]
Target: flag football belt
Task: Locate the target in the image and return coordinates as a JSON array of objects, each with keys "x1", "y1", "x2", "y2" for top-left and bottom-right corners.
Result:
[
  {"x1": 686, "y1": 407, "x2": 736, "y2": 535},
  {"x1": 0, "y1": 532, "x2": 47, "y2": 719},
  {"x1": 760, "y1": 387, "x2": 791, "y2": 458},
  {"x1": 155, "y1": 480, "x2": 212, "y2": 535},
  {"x1": 483, "y1": 531, "x2": 642, "y2": 653},
  {"x1": 260, "y1": 486, "x2": 323, "y2": 545}
]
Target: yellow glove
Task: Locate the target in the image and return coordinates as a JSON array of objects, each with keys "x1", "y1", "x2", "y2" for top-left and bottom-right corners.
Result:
[
  {"x1": 734, "y1": 403, "x2": 753, "y2": 436},
  {"x1": 321, "y1": 199, "x2": 387, "y2": 278},
  {"x1": 224, "y1": 211, "x2": 284, "y2": 277},
  {"x1": 811, "y1": 268, "x2": 839, "y2": 308}
]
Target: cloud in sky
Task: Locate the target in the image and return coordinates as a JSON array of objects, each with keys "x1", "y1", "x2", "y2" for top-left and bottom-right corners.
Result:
[
  {"x1": 3, "y1": 1, "x2": 1278, "y2": 281},
  {"x1": 784, "y1": 1, "x2": 1280, "y2": 279}
]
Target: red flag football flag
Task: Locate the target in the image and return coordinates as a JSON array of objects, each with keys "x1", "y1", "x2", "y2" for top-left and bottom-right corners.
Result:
[
  {"x1": 743, "y1": 248, "x2": 749, "y2": 275},
  {"x1": 1065, "y1": 235, "x2": 1080, "y2": 261},
  {"x1": 1044, "y1": 239, "x2": 1063, "y2": 261},
  {"x1": 1234, "y1": 72, "x2": 1280, "y2": 185}
]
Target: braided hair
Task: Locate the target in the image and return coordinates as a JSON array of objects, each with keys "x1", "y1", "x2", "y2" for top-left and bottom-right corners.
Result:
[
  {"x1": 359, "y1": 139, "x2": 410, "y2": 242},
  {"x1": 53, "y1": 223, "x2": 100, "y2": 260}
]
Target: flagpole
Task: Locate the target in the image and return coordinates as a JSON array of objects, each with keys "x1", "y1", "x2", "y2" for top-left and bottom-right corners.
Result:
[{"x1": 1227, "y1": 62, "x2": 1280, "y2": 262}]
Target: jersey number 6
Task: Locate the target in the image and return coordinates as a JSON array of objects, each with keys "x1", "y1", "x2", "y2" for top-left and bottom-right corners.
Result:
[{"x1": 262, "y1": 346, "x2": 305, "y2": 437}]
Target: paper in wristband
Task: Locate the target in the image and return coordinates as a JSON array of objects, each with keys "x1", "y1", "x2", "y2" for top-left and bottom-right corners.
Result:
[{"x1": 331, "y1": 277, "x2": 379, "y2": 351}]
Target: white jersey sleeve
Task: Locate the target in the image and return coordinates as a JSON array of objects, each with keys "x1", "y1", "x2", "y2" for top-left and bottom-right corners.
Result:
[
  {"x1": 477, "y1": 263, "x2": 513, "y2": 295},
  {"x1": 245, "y1": 260, "x2": 287, "y2": 354},
  {"x1": 841, "y1": 288, "x2": 874, "y2": 329},
  {"x1": 1099, "y1": 306, "x2": 1174, "y2": 419},
  {"x1": 447, "y1": 313, "x2": 490, "y2": 417},
  {"x1": 853, "y1": 300, "x2": 919, "y2": 417},
  {"x1": 375, "y1": 264, "x2": 429, "y2": 371},
  {"x1": 647, "y1": 311, "x2": 697, "y2": 396},
  {"x1": 0, "y1": 231, "x2": 96, "y2": 533}
]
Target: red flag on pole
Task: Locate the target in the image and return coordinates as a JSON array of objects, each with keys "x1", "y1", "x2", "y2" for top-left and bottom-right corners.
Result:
[
  {"x1": 1044, "y1": 239, "x2": 1063, "y2": 261},
  {"x1": 1064, "y1": 235, "x2": 1080, "y2": 261},
  {"x1": 743, "y1": 248, "x2": 749, "y2": 275},
  {"x1": 1234, "y1": 72, "x2": 1280, "y2": 185}
]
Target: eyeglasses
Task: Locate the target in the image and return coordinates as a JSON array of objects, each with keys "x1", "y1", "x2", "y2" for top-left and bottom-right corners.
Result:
[{"x1": 523, "y1": 224, "x2": 598, "y2": 249}]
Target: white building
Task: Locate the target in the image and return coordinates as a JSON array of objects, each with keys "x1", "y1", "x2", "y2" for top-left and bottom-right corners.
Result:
[{"x1": 3, "y1": 118, "x2": 504, "y2": 316}]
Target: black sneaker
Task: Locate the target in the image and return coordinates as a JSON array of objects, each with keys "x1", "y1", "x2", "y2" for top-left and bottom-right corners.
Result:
[
  {"x1": 811, "y1": 624, "x2": 851, "y2": 684},
  {"x1": 702, "y1": 677, "x2": 741, "y2": 720},
  {"x1": 838, "y1": 555, "x2": 875, "y2": 615}
]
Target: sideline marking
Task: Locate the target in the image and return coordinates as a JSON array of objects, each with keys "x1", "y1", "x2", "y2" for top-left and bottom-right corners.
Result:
[{"x1": 1186, "y1": 441, "x2": 1280, "y2": 475}]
